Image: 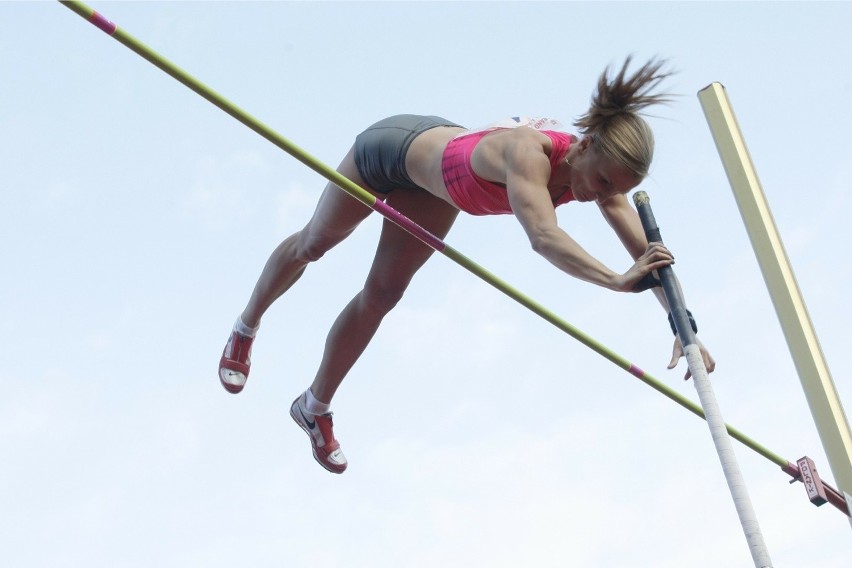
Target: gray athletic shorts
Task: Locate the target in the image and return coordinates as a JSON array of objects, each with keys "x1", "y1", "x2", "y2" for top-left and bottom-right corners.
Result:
[{"x1": 353, "y1": 114, "x2": 464, "y2": 193}]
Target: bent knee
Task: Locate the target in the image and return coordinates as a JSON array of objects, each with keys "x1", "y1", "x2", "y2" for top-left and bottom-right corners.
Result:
[
  {"x1": 361, "y1": 282, "x2": 407, "y2": 315},
  {"x1": 294, "y1": 237, "x2": 328, "y2": 263},
  {"x1": 293, "y1": 228, "x2": 351, "y2": 263}
]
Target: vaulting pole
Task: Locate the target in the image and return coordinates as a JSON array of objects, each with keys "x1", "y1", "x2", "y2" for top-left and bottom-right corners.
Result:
[
  {"x1": 635, "y1": 191, "x2": 773, "y2": 568},
  {"x1": 58, "y1": 0, "x2": 849, "y2": 520}
]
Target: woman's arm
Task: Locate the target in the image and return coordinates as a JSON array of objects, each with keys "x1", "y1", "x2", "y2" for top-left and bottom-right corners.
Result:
[
  {"x1": 598, "y1": 193, "x2": 672, "y2": 307},
  {"x1": 506, "y1": 145, "x2": 621, "y2": 290},
  {"x1": 502, "y1": 131, "x2": 671, "y2": 291},
  {"x1": 599, "y1": 194, "x2": 716, "y2": 377}
]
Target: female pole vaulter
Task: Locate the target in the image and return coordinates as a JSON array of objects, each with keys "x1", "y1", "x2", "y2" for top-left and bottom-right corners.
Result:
[{"x1": 219, "y1": 57, "x2": 716, "y2": 473}]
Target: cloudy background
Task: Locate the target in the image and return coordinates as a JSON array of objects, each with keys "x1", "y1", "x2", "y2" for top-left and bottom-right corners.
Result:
[{"x1": 2, "y1": 1, "x2": 851, "y2": 566}]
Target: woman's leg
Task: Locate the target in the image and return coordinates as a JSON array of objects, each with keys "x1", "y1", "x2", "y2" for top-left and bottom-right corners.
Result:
[
  {"x1": 219, "y1": 147, "x2": 377, "y2": 393},
  {"x1": 289, "y1": 182, "x2": 459, "y2": 474},
  {"x1": 240, "y1": 147, "x2": 377, "y2": 328},
  {"x1": 308, "y1": 188, "x2": 460, "y2": 403}
]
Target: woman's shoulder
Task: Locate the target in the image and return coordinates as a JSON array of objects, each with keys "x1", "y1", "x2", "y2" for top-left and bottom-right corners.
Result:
[
  {"x1": 468, "y1": 117, "x2": 575, "y2": 158},
  {"x1": 482, "y1": 116, "x2": 566, "y2": 131},
  {"x1": 498, "y1": 127, "x2": 572, "y2": 153},
  {"x1": 462, "y1": 116, "x2": 568, "y2": 137},
  {"x1": 468, "y1": 128, "x2": 553, "y2": 164}
]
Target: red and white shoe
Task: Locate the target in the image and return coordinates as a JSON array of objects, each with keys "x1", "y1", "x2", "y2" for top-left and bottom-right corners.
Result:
[
  {"x1": 290, "y1": 392, "x2": 348, "y2": 474},
  {"x1": 218, "y1": 330, "x2": 254, "y2": 394}
]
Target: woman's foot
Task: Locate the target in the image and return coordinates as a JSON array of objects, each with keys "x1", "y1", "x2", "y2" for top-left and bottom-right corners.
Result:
[
  {"x1": 218, "y1": 330, "x2": 254, "y2": 394},
  {"x1": 290, "y1": 392, "x2": 348, "y2": 474}
]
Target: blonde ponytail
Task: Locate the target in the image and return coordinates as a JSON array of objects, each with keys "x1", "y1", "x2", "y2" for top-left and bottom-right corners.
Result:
[{"x1": 573, "y1": 56, "x2": 674, "y2": 178}]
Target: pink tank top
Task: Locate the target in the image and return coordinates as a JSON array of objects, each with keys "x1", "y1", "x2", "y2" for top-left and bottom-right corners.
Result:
[{"x1": 441, "y1": 129, "x2": 576, "y2": 216}]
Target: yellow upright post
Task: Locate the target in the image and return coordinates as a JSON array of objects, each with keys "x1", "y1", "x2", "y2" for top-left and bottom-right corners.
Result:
[{"x1": 698, "y1": 82, "x2": 852, "y2": 527}]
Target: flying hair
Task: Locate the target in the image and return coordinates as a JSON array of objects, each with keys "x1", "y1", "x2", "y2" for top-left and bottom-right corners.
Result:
[{"x1": 573, "y1": 56, "x2": 675, "y2": 178}]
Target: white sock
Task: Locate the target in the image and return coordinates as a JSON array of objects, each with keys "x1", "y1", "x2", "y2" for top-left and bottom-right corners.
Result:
[
  {"x1": 234, "y1": 316, "x2": 259, "y2": 338},
  {"x1": 304, "y1": 388, "x2": 331, "y2": 415}
]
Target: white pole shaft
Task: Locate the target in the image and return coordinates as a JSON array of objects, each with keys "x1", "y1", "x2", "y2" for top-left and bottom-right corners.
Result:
[
  {"x1": 684, "y1": 344, "x2": 773, "y2": 568},
  {"x1": 633, "y1": 191, "x2": 772, "y2": 566}
]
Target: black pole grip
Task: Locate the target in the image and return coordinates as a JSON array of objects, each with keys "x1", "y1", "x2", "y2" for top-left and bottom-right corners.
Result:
[{"x1": 632, "y1": 191, "x2": 698, "y2": 347}]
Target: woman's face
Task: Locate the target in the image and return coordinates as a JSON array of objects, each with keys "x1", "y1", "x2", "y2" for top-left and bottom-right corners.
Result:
[{"x1": 570, "y1": 141, "x2": 640, "y2": 204}]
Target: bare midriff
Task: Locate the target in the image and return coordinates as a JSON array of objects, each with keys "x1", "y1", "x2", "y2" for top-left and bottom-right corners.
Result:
[{"x1": 405, "y1": 125, "x2": 467, "y2": 205}]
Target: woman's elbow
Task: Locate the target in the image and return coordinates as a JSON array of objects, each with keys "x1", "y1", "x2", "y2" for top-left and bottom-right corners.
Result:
[{"x1": 528, "y1": 231, "x2": 553, "y2": 255}]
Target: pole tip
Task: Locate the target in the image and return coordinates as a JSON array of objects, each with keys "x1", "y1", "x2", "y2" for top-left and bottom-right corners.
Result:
[{"x1": 632, "y1": 191, "x2": 649, "y2": 206}]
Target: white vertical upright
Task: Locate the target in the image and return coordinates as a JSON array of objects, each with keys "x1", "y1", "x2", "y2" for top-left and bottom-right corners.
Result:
[{"x1": 698, "y1": 82, "x2": 852, "y2": 530}]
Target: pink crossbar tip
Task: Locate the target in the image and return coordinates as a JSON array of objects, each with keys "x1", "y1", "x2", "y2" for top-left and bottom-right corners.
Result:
[
  {"x1": 90, "y1": 11, "x2": 117, "y2": 35},
  {"x1": 628, "y1": 364, "x2": 645, "y2": 378}
]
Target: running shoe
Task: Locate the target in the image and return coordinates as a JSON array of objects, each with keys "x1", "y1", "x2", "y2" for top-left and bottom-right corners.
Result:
[
  {"x1": 218, "y1": 330, "x2": 254, "y2": 394},
  {"x1": 290, "y1": 392, "x2": 348, "y2": 474}
]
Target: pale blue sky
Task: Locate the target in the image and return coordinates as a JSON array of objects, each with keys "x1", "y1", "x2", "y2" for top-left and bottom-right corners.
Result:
[{"x1": 2, "y1": 1, "x2": 851, "y2": 567}]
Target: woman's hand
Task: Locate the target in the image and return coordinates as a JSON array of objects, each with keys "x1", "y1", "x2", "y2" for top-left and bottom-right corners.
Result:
[
  {"x1": 612, "y1": 242, "x2": 674, "y2": 292},
  {"x1": 668, "y1": 337, "x2": 716, "y2": 380}
]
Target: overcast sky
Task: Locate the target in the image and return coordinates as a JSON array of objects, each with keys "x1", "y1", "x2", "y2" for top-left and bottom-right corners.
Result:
[{"x1": 2, "y1": 1, "x2": 851, "y2": 567}]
